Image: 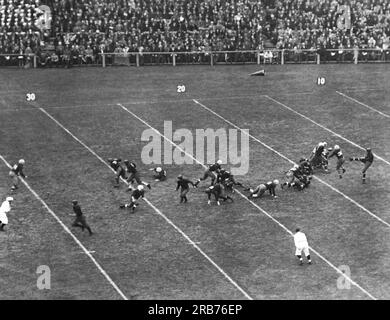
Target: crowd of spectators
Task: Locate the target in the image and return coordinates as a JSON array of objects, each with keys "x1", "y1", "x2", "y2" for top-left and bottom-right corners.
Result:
[{"x1": 0, "y1": 0, "x2": 389, "y2": 66}]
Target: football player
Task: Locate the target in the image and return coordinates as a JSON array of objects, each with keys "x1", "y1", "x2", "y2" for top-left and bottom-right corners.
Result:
[
  {"x1": 107, "y1": 158, "x2": 126, "y2": 187},
  {"x1": 309, "y1": 142, "x2": 328, "y2": 171},
  {"x1": 123, "y1": 160, "x2": 151, "y2": 190},
  {"x1": 119, "y1": 185, "x2": 145, "y2": 213},
  {"x1": 294, "y1": 228, "x2": 312, "y2": 265},
  {"x1": 149, "y1": 167, "x2": 167, "y2": 181},
  {"x1": 176, "y1": 175, "x2": 196, "y2": 203},
  {"x1": 9, "y1": 159, "x2": 26, "y2": 191},
  {"x1": 328, "y1": 145, "x2": 346, "y2": 179},
  {"x1": 194, "y1": 160, "x2": 222, "y2": 187},
  {"x1": 349, "y1": 147, "x2": 374, "y2": 183},
  {"x1": 247, "y1": 180, "x2": 279, "y2": 199},
  {"x1": 217, "y1": 169, "x2": 243, "y2": 193},
  {"x1": 70, "y1": 200, "x2": 93, "y2": 236},
  {"x1": 0, "y1": 197, "x2": 13, "y2": 232},
  {"x1": 298, "y1": 158, "x2": 313, "y2": 176},
  {"x1": 205, "y1": 183, "x2": 233, "y2": 206},
  {"x1": 281, "y1": 165, "x2": 308, "y2": 190}
]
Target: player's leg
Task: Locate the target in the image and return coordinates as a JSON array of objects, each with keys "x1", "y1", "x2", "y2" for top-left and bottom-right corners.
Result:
[
  {"x1": 210, "y1": 172, "x2": 218, "y2": 186},
  {"x1": 310, "y1": 155, "x2": 320, "y2": 169},
  {"x1": 220, "y1": 186, "x2": 233, "y2": 202},
  {"x1": 114, "y1": 169, "x2": 121, "y2": 187},
  {"x1": 128, "y1": 200, "x2": 138, "y2": 212},
  {"x1": 336, "y1": 159, "x2": 344, "y2": 178},
  {"x1": 212, "y1": 192, "x2": 221, "y2": 205},
  {"x1": 126, "y1": 172, "x2": 135, "y2": 184},
  {"x1": 134, "y1": 172, "x2": 151, "y2": 189},
  {"x1": 0, "y1": 215, "x2": 7, "y2": 231},
  {"x1": 81, "y1": 218, "x2": 93, "y2": 235},
  {"x1": 248, "y1": 185, "x2": 260, "y2": 198},
  {"x1": 252, "y1": 184, "x2": 266, "y2": 198},
  {"x1": 206, "y1": 191, "x2": 212, "y2": 205},
  {"x1": 9, "y1": 171, "x2": 18, "y2": 190},
  {"x1": 282, "y1": 173, "x2": 294, "y2": 189},
  {"x1": 195, "y1": 170, "x2": 210, "y2": 186},
  {"x1": 361, "y1": 161, "x2": 372, "y2": 183},
  {"x1": 181, "y1": 188, "x2": 189, "y2": 203},
  {"x1": 321, "y1": 155, "x2": 329, "y2": 172},
  {"x1": 303, "y1": 247, "x2": 311, "y2": 264},
  {"x1": 72, "y1": 219, "x2": 84, "y2": 231},
  {"x1": 295, "y1": 247, "x2": 303, "y2": 265}
]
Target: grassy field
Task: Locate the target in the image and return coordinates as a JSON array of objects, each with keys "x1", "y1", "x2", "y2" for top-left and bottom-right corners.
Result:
[{"x1": 0, "y1": 63, "x2": 389, "y2": 300}]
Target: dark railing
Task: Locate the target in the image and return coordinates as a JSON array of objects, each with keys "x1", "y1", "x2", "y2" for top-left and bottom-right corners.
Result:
[
  {"x1": 1, "y1": 49, "x2": 389, "y2": 68},
  {"x1": 100, "y1": 49, "x2": 390, "y2": 67}
]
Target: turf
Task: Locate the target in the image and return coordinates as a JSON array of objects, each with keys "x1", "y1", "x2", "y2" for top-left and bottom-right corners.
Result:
[{"x1": 0, "y1": 63, "x2": 389, "y2": 299}]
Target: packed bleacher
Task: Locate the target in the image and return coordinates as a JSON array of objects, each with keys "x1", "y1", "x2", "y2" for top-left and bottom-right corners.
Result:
[{"x1": 1, "y1": 0, "x2": 389, "y2": 66}]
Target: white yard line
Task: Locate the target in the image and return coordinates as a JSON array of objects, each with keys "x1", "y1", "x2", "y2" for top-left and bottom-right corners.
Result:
[
  {"x1": 0, "y1": 155, "x2": 128, "y2": 300},
  {"x1": 192, "y1": 99, "x2": 390, "y2": 230},
  {"x1": 336, "y1": 91, "x2": 390, "y2": 119},
  {"x1": 118, "y1": 103, "x2": 377, "y2": 300},
  {"x1": 38, "y1": 107, "x2": 253, "y2": 300},
  {"x1": 264, "y1": 95, "x2": 390, "y2": 166}
]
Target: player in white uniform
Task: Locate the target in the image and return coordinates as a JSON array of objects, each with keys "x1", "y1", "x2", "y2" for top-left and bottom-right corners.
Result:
[
  {"x1": 293, "y1": 228, "x2": 312, "y2": 265},
  {"x1": 0, "y1": 197, "x2": 14, "y2": 231}
]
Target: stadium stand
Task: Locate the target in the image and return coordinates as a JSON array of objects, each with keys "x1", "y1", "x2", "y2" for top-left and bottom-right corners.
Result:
[{"x1": 1, "y1": 0, "x2": 389, "y2": 66}]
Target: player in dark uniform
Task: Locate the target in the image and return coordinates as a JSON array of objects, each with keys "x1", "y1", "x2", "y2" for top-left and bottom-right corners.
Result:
[
  {"x1": 281, "y1": 165, "x2": 310, "y2": 191},
  {"x1": 9, "y1": 159, "x2": 26, "y2": 191},
  {"x1": 149, "y1": 167, "x2": 167, "y2": 181},
  {"x1": 176, "y1": 175, "x2": 195, "y2": 203},
  {"x1": 70, "y1": 200, "x2": 93, "y2": 235},
  {"x1": 107, "y1": 158, "x2": 126, "y2": 187},
  {"x1": 123, "y1": 160, "x2": 151, "y2": 190},
  {"x1": 194, "y1": 160, "x2": 222, "y2": 187},
  {"x1": 349, "y1": 147, "x2": 374, "y2": 183},
  {"x1": 217, "y1": 169, "x2": 243, "y2": 193},
  {"x1": 309, "y1": 142, "x2": 328, "y2": 172},
  {"x1": 205, "y1": 183, "x2": 234, "y2": 205},
  {"x1": 248, "y1": 180, "x2": 279, "y2": 199},
  {"x1": 328, "y1": 145, "x2": 346, "y2": 179},
  {"x1": 119, "y1": 185, "x2": 145, "y2": 212},
  {"x1": 298, "y1": 158, "x2": 313, "y2": 176}
]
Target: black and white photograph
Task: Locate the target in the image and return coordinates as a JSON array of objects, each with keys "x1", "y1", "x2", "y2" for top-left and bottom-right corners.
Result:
[{"x1": 0, "y1": 0, "x2": 389, "y2": 308}]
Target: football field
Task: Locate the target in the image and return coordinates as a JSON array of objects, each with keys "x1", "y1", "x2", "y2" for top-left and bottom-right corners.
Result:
[{"x1": 0, "y1": 63, "x2": 389, "y2": 300}]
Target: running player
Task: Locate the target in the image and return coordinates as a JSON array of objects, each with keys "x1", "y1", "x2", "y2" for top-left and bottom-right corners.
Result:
[
  {"x1": 247, "y1": 180, "x2": 279, "y2": 199},
  {"x1": 194, "y1": 160, "x2": 222, "y2": 187},
  {"x1": 309, "y1": 142, "x2": 328, "y2": 171},
  {"x1": 328, "y1": 145, "x2": 346, "y2": 179},
  {"x1": 205, "y1": 183, "x2": 234, "y2": 206},
  {"x1": 176, "y1": 175, "x2": 195, "y2": 203},
  {"x1": 119, "y1": 185, "x2": 145, "y2": 213},
  {"x1": 217, "y1": 169, "x2": 243, "y2": 193},
  {"x1": 349, "y1": 147, "x2": 374, "y2": 183},
  {"x1": 123, "y1": 160, "x2": 151, "y2": 190},
  {"x1": 107, "y1": 158, "x2": 126, "y2": 187},
  {"x1": 70, "y1": 200, "x2": 93, "y2": 235},
  {"x1": 9, "y1": 159, "x2": 26, "y2": 191}
]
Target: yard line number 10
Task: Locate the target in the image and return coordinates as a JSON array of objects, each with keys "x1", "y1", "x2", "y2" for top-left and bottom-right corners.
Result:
[{"x1": 317, "y1": 77, "x2": 326, "y2": 86}]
